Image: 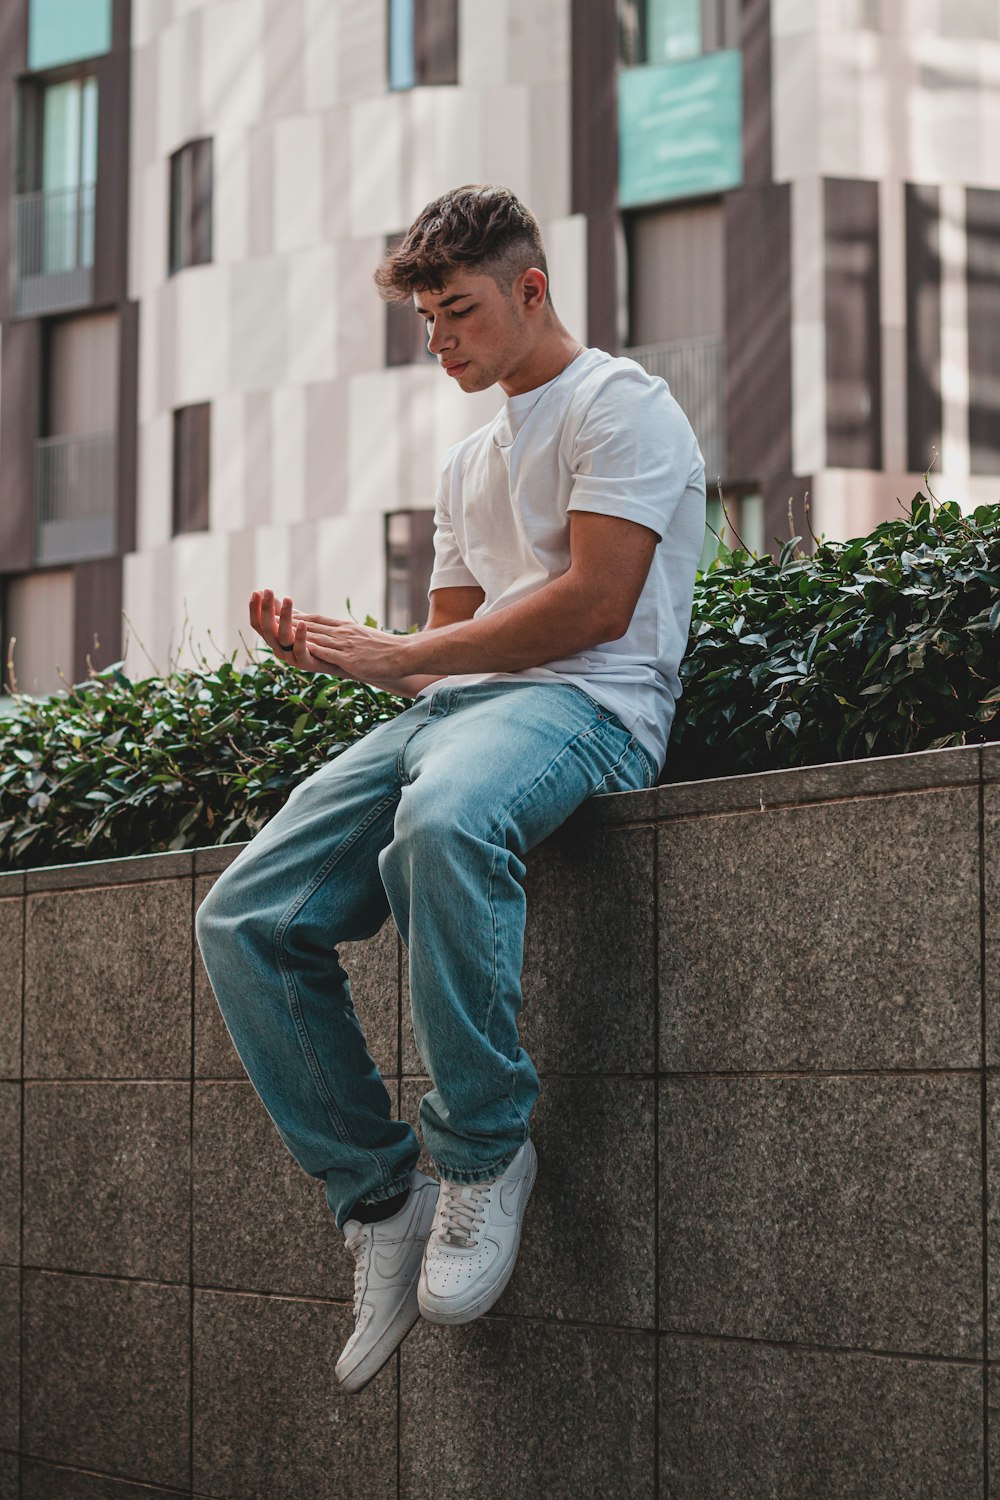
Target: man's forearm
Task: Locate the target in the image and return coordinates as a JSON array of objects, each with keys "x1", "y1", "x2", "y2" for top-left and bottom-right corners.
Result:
[{"x1": 397, "y1": 573, "x2": 618, "y2": 677}]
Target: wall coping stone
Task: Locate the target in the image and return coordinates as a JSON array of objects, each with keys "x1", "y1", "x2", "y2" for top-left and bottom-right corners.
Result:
[{"x1": 0, "y1": 743, "x2": 988, "y2": 887}]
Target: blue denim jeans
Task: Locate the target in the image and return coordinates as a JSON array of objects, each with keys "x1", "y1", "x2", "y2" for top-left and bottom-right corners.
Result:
[{"x1": 195, "y1": 680, "x2": 655, "y2": 1227}]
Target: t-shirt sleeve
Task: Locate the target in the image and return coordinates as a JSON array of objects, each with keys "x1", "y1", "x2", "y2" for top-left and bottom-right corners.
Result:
[
  {"x1": 427, "y1": 454, "x2": 480, "y2": 595},
  {"x1": 567, "y1": 369, "x2": 703, "y2": 542}
]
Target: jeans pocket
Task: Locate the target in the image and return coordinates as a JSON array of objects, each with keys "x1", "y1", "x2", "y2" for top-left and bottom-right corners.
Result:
[{"x1": 593, "y1": 731, "x2": 655, "y2": 796}]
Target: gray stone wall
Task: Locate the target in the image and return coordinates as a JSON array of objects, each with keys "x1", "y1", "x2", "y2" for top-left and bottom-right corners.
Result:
[{"x1": 0, "y1": 741, "x2": 997, "y2": 1497}]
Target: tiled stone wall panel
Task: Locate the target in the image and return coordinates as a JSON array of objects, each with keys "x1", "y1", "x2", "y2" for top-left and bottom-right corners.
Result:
[
  {"x1": 404, "y1": 824, "x2": 655, "y2": 1077},
  {"x1": 23, "y1": 1083, "x2": 189, "y2": 1281},
  {"x1": 399, "y1": 1320, "x2": 655, "y2": 1500},
  {"x1": 193, "y1": 1080, "x2": 346, "y2": 1298},
  {"x1": 661, "y1": 1075, "x2": 982, "y2": 1357},
  {"x1": 0, "y1": 1083, "x2": 18, "y2": 1266},
  {"x1": 0, "y1": 1266, "x2": 18, "y2": 1449},
  {"x1": 24, "y1": 882, "x2": 192, "y2": 1079},
  {"x1": 984, "y1": 1077, "x2": 1000, "y2": 1355},
  {"x1": 0, "y1": 899, "x2": 23, "y2": 1078},
  {"x1": 20, "y1": 1461, "x2": 189, "y2": 1498},
  {"x1": 193, "y1": 1288, "x2": 396, "y2": 1500},
  {"x1": 194, "y1": 874, "x2": 247, "y2": 1078},
  {"x1": 660, "y1": 1335, "x2": 983, "y2": 1499},
  {"x1": 399, "y1": 1076, "x2": 654, "y2": 1326},
  {"x1": 0, "y1": 1454, "x2": 15, "y2": 1500},
  {"x1": 22, "y1": 1271, "x2": 189, "y2": 1489},
  {"x1": 983, "y1": 782, "x2": 1000, "y2": 1064},
  {"x1": 659, "y1": 788, "x2": 981, "y2": 1072},
  {"x1": 520, "y1": 825, "x2": 655, "y2": 1075}
]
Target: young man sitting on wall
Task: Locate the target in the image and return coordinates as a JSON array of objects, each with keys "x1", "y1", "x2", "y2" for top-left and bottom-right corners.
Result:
[{"x1": 196, "y1": 184, "x2": 705, "y2": 1392}]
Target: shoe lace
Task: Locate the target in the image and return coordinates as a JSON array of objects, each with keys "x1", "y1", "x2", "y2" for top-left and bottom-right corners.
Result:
[
  {"x1": 345, "y1": 1227, "x2": 371, "y2": 1318},
  {"x1": 435, "y1": 1181, "x2": 490, "y2": 1249}
]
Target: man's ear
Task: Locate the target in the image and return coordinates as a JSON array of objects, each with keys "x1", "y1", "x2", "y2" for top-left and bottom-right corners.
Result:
[{"x1": 519, "y1": 267, "x2": 548, "y2": 312}]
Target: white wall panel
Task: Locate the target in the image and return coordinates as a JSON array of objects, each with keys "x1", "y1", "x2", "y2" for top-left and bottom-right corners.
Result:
[
  {"x1": 156, "y1": 20, "x2": 187, "y2": 160},
  {"x1": 132, "y1": 0, "x2": 172, "y2": 50},
  {"x1": 199, "y1": 0, "x2": 264, "y2": 135},
  {"x1": 483, "y1": 86, "x2": 532, "y2": 205},
  {"x1": 529, "y1": 83, "x2": 570, "y2": 219},
  {"x1": 137, "y1": 413, "x2": 172, "y2": 550},
  {"x1": 210, "y1": 394, "x2": 247, "y2": 532},
  {"x1": 229, "y1": 257, "x2": 289, "y2": 392},
  {"x1": 304, "y1": 0, "x2": 339, "y2": 111},
  {"x1": 171, "y1": 530, "x2": 229, "y2": 669},
  {"x1": 175, "y1": 264, "x2": 231, "y2": 405},
  {"x1": 273, "y1": 115, "x2": 324, "y2": 253},
  {"x1": 460, "y1": 0, "x2": 509, "y2": 85},
  {"x1": 772, "y1": 33, "x2": 821, "y2": 182},
  {"x1": 349, "y1": 96, "x2": 406, "y2": 236},
  {"x1": 288, "y1": 246, "x2": 338, "y2": 386},
  {"x1": 213, "y1": 128, "x2": 250, "y2": 266},
  {"x1": 272, "y1": 386, "x2": 307, "y2": 525},
  {"x1": 347, "y1": 371, "x2": 401, "y2": 514},
  {"x1": 315, "y1": 513, "x2": 385, "y2": 622},
  {"x1": 406, "y1": 88, "x2": 485, "y2": 225},
  {"x1": 546, "y1": 214, "x2": 588, "y2": 347}
]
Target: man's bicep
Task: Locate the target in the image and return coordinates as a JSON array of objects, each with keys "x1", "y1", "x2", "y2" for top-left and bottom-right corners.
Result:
[
  {"x1": 567, "y1": 511, "x2": 659, "y2": 637},
  {"x1": 426, "y1": 585, "x2": 486, "y2": 630}
]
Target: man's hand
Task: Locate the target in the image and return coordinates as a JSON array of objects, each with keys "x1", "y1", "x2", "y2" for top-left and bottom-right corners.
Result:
[{"x1": 249, "y1": 587, "x2": 441, "y2": 697}]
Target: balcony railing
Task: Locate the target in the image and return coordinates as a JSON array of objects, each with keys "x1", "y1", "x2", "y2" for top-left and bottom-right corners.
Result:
[
  {"x1": 623, "y1": 336, "x2": 725, "y2": 484},
  {"x1": 36, "y1": 431, "x2": 115, "y2": 565},
  {"x1": 12, "y1": 183, "x2": 96, "y2": 316}
]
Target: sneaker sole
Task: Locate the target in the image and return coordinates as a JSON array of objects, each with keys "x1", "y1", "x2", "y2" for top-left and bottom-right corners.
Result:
[
  {"x1": 418, "y1": 1142, "x2": 537, "y2": 1327},
  {"x1": 336, "y1": 1185, "x2": 438, "y2": 1394}
]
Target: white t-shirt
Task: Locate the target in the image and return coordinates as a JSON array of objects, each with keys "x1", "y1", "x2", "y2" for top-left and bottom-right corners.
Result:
[{"x1": 418, "y1": 346, "x2": 706, "y2": 772}]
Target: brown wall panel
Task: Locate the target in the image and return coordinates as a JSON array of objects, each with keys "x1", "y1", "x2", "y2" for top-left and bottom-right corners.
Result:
[
  {"x1": 73, "y1": 555, "x2": 122, "y2": 679},
  {"x1": 0, "y1": 318, "x2": 41, "y2": 573},
  {"x1": 905, "y1": 183, "x2": 942, "y2": 476},
  {"x1": 724, "y1": 182, "x2": 792, "y2": 489},
  {"x1": 741, "y1": 0, "x2": 772, "y2": 186},
  {"x1": 571, "y1": 0, "x2": 618, "y2": 351},
  {"x1": 967, "y1": 188, "x2": 1000, "y2": 476},
  {"x1": 824, "y1": 178, "x2": 882, "y2": 471},
  {"x1": 0, "y1": 0, "x2": 28, "y2": 322},
  {"x1": 116, "y1": 300, "x2": 139, "y2": 555},
  {"x1": 92, "y1": 0, "x2": 132, "y2": 308}
]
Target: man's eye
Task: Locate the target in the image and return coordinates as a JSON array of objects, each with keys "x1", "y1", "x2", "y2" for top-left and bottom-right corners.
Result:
[{"x1": 454, "y1": 307, "x2": 473, "y2": 318}]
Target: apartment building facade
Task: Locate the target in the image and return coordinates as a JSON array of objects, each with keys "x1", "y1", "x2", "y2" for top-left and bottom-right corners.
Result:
[{"x1": 1, "y1": 0, "x2": 998, "y2": 696}]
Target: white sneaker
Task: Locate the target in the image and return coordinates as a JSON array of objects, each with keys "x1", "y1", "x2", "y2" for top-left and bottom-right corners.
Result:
[
  {"x1": 335, "y1": 1168, "x2": 439, "y2": 1393},
  {"x1": 418, "y1": 1139, "x2": 537, "y2": 1326}
]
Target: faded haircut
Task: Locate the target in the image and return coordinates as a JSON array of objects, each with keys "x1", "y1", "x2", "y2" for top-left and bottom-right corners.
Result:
[{"x1": 373, "y1": 184, "x2": 550, "y2": 304}]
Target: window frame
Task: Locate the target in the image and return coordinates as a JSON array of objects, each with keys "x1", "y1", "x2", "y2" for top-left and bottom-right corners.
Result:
[{"x1": 168, "y1": 137, "x2": 214, "y2": 277}]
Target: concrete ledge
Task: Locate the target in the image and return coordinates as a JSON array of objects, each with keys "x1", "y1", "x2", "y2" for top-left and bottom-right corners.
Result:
[{"x1": 0, "y1": 742, "x2": 996, "y2": 1496}]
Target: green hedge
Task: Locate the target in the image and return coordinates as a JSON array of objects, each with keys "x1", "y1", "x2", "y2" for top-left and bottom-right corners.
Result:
[{"x1": 1, "y1": 497, "x2": 998, "y2": 871}]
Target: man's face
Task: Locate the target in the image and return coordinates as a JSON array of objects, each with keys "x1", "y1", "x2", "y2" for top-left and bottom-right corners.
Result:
[{"x1": 413, "y1": 271, "x2": 536, "y2": 394}]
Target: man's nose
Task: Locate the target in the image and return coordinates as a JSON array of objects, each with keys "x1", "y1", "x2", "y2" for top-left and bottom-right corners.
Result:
[{"x1": 427, "y1": 320, "x2": 455, "y2": 355}]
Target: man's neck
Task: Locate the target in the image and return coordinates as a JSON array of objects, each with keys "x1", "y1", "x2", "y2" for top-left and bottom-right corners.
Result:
[{"x1": 499, "y1": 327, "x2": 585, "y2": 398}]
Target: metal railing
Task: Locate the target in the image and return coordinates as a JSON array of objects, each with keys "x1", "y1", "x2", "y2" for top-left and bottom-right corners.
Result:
[
  {"x1": 12, "y1": 183, "x2": 96, "y2": 314},
  {"x1": 36, "y1": 431, "x2": 115, "y2": 565},
  {"x1": 623, "y1": 336, "x2": 726, "y2": 484}
]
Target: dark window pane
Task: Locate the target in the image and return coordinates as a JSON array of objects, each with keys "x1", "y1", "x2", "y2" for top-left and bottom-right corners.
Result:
[
  {"x1": 385, "y1": 510, "x2": 435, "y2": 630},
  {"x1": 172, "y1": 403, "x2": 210, "y2": 535},
  {"x1": 825, "y1": 178, "x2": 882, "y2": 471},
  {"x1": 413, "y1": 0, "x2": 458, "y2": 85},
  {"x1": 169, "y1": 139, "x2": 213, "y2": 275},
  {"x1": 384, "y1": 232, "x2": 433, "y2": 366},
  {"x1": 905, "y1": 183, "x2": 942, "y2": 475},
  {"x1": 967, "y1": 188, "x2": 1000, "y2": 475}
]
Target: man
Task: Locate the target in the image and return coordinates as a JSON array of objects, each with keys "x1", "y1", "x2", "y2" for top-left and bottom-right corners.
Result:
[{"x1": 196, "y1": 185, "x2": 705, "y2": 1393}]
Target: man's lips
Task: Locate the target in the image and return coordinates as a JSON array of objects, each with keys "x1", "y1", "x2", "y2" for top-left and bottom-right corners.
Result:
[{"x1": 442, "y1": 360, "x2": 469, "y2": 377}]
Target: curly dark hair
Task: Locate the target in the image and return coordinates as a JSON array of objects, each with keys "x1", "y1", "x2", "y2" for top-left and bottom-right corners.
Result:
[{"x1": 373, "y1": 184, "x2": 549, "y2": 303}]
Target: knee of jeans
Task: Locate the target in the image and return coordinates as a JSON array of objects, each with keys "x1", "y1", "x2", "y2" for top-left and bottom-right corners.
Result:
[{"x1": 195, "y1": 865, "x2": 252, "y2": 954}]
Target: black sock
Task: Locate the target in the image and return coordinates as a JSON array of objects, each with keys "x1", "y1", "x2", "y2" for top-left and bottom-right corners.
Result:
[{"x1": 348, "y1": 1186, "x2": 410, "y2": 1225}]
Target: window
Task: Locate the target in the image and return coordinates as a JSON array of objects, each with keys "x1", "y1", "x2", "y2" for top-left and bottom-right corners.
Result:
[
  {"x1": 618, "y1": 0, "x2": 739, "y2": 66},
  {"x1": 387, "y1": 0, "x2": 458, "y2": 89},
  {"x1": 825, "y1": 179, "x2": 882, "y2": 471},
  {"x1": 2, "y1": 570, "x2": 75, "y2": 698},
  {"x1": 385, "y1": 511, "x2": 435, "y2": 630},
  {"x1": 29, "y1": 0, "x2": 111, "y2": 71},
  {"x1": 384, "y1": 233, "x2": 435, "y2": 366},
  {"x1": 169, "y1": 139, "x2": 213, "y2": 276},
  {"x1": 15, "y1": 74, "x2": 98, "y2": 285},
  {"x1": 701, "y1": 490, "x2": 764, "y2": 571},
  {"x1": 905, "y1": 184, "x2": 942, "y2": 475},
  {"x1": 967, "y1": 189, "x2": 1000, "y2": 475},
  {"x1": 36, "y1": 313, "x2": 118, "y2": 565},
  {"x1": 172, "y1": 405, "x2": 211, "y2": 536}
]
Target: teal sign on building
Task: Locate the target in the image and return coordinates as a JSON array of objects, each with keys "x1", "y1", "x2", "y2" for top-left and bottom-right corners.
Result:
[
  {"x1": 618, "y1": 50, "x2": 743, "y2": 208},
  {"x1": 29, "y1": 0, "x2": 112, "y2": 72}
]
